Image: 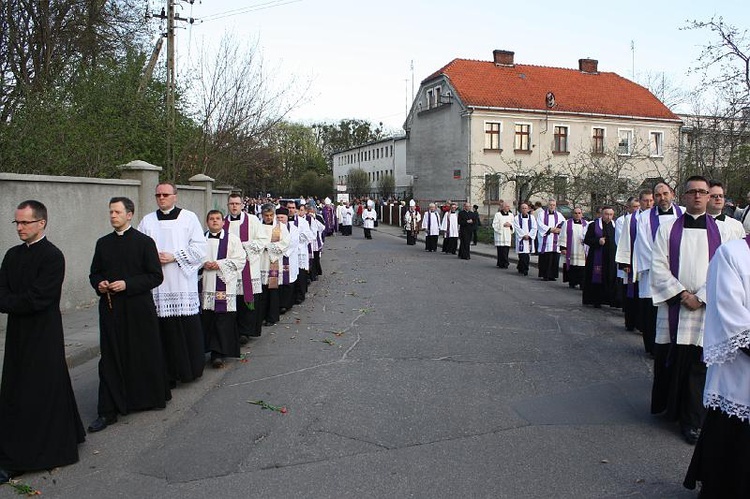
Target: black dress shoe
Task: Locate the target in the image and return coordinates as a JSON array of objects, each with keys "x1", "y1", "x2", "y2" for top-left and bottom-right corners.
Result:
[
  {"x1": 0, "y1": 468, "x2": 12, "y2": 484},
  {"x1": 239, "y1": 335, "x2": 250, "y2": 345},
  {"x1": 211, "y1": 358, "x2": 225, "y2": 369},
  {"x1": 88, "y1": 415, "x2": 117, "y2": 433},
  {"x1": 682, "y1": 426, "x2": 701, "y2": 445}
]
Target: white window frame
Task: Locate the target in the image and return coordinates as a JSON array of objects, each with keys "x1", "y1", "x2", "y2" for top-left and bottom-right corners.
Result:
[
  {"x1": 484, "y1": 121, "x2": 502, "y2": 150},
  {"x1": 514, "y1": 122, "x2": 532, "y2": 151},
  {"x1": 649, "y1": 130, "x2": 664, "y2": 157},
  {"x1": 553, "y1": 124, "x2": 569, "y2": 153},
  {"x1": 617, "y1": 129, "x2": 633, "y2": 156}
]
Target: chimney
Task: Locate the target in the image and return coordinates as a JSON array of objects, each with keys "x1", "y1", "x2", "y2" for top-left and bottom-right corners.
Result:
[
  {"x1": 578, "y1": 58, "x2": 598, "y2": 74},
  {"x1": 493, "y1": 50, "x2": 515, "y2": 67}
]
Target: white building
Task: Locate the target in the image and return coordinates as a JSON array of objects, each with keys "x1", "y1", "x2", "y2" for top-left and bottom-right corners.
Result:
[{"x1": 332, "y1": 135, "x2": 411, "y2": 199}]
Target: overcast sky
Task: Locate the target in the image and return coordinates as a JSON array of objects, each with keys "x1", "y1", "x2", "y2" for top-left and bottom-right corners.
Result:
[{"x1": 166, "y1": 0, "x2": 749, "y2": 132}]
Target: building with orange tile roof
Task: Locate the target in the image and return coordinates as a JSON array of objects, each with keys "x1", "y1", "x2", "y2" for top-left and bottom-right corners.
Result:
[{"x1": 404, "y1": 49, "x2": 683, "y2": 210}]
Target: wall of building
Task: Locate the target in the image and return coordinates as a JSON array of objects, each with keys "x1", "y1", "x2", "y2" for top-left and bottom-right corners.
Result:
[
  {"x1": 466, "y1": 111, "x2": 680, "y2": 208},
  {"x1": 407, "y1": 94, "x2": 468, "y2": 203},
  {"x1": 0, "y1": 163, "x2": 229, "y2": 334},
  {"x1": 332, "y1": 137, "x2": 412, "y2": 197}
]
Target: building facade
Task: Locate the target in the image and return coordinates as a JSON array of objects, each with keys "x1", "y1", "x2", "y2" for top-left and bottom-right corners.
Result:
[
  {"x1": 404, "y1": 49, "x2": 683, "y2": 210},
  {"x1": 332, "y1": 135, "x2": 411, "y2": 199}
]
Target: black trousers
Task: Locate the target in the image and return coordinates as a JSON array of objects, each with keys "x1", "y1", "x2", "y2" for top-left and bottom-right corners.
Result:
[
  {"x1": 496, "y1": 246, "x2": 510, "y2": 268},
  {"x1": 280, "y1": 283, "x2": 294, "y2": 311},
  {"x1": 538, "y1": 252, "x2": 560, "y2": 279},
  {"x1": 294, "y1": 269, "x2": 308, "y2": 303},
  {"x1": 262, "y1": 285, "x2": 280, "y2": 325},
  {"x1": 443, "y1": 237, "x2": 457, "y2": 254},
  {"x1": 236, "y1": 294, "x2": 262, "y2": 338},
  {"x1": 517, "y1": 253, "x2": 530, "y2": 275},
  {"x1": 639, "y1": 298, "x2": 657, "y2": 353},
  {"x1": 341, "y1": 225, "x2": 352, "y2": 236},
  {"x1": 425, "y1": 235, "x2": 438, "y2": 251},
  {"x1": 458, "y1": 231, "x2": 472, "y2": 259},
  {"x1": 406, "y1": 232, "x2": 417, "y2": 245},
  {"x1": 364, "y1": 228, "x2": 372, "y2": 239},
  {"x1": 651, "y1": 343, "x2": 707, "y2": 430},
  {"x1": 622, "y1": 281, "x2": 639, "y2": 331}
]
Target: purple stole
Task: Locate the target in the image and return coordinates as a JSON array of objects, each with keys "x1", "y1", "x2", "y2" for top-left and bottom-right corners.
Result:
[
  {"x1": 666, "y1": 214, "x2": 721, "y2": 358},
  {"x1": 591, "y1": 219, "x2": 604, "y2": 284},
  {"x1": 224, "y1": 216, "x2": 254, "y2": 303},
  {"x1": 517, "y1": 214, "x2": 532, "y2": 252},
  {"x1": 626, "y1": 212, "x2": 639, "y2": 298},
  {"x1": 428, "y1": 212, "x2": 434, "y2": 233},
  {"x1": 564, "y1": 219, "x2": 587, "y2": 269},
  {"x1": 650, "y1": 204, "x2": 683, "y2": 240},
  {"x1": 542, "y1": 211, "x2": 560, "y2": 253},
  {"x1": 202, "y1": 231, "x2": 230, "y2": 313}
]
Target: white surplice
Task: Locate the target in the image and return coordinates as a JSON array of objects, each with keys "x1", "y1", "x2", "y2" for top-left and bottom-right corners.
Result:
[
  {"x1": 293, "y1": 215, "x2": 313, "y2": 270},
  {"x1": 651, "y1": 214, "x2": 733, "y2": 346},
  {"x1": 421, "y1": 210, "x2": 442, "y2": 236},
  {"x1": 631, "y1": 206, "x2": 683, "y2": 299},
  {"x1": 200, "y1": 230, "x2": 246, "y2": 312},
  {"x1": 536, "y1": 210, "x2": 566, "y2": 253},
  {"x1": 491, "y1": 211, "x2": 515, "y2": 247},
  {"x1": 225, "y1": 211, "x2": 265, "y2": 296},
  {"x1": 440, "y1": 212, "x2": 459, "y2": 238},
  {"x1": 259, "y1": 221, "x2": 291, "y2": 285},
  {"x1": 513, "y1": 214, "x2": 537, "y2": 254},
  {"x1": 138, "y1": 208, "x2": 207, "y2": 317},
  {"x1": 559, "y1": 219, "x2": 588, "y2": 267},
  {"x1": 702, "y1": 237, "x2": 750, "y2": 420},
  {"x1": 282, "y1": 223, "x2": 300, "y2": 285}
]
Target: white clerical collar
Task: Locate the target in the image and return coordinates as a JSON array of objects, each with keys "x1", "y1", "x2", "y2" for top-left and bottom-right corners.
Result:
[
  {"x1": 26, "y1": 234, "x2": 46, "y2": 247},
  {"x1": 116, "y1": 225, "x2": 132, "y2": 236},
  {"x1": 160, "y1": 206, "x2": 175, "y2": 215},
  {"x1": 687, "y1": 211, "x2": 706, "y2": 220}
]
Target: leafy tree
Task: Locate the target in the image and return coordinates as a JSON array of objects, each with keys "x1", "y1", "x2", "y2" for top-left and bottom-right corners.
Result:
[
  {"x1": 312, "y1": 119, "x2": 384, "y2": 166},
  {"x1": 347, "y1": 167, "x2": 370, "y2": 199},
  {"x1": 291, "y1": 171, "x2": 334, "y2": 200},
  {"x1": 377, "y1": 174, "x2": 395, "y2": 199}
]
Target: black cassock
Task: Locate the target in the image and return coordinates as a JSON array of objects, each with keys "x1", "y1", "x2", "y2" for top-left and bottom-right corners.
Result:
[
  {"x1": 582, "y1": 221, "x2": 620, "y2": 307},
  {"x1": 0, "y1": 238, "x2": 85, "y2": 472},
  {"x1": 89, "y1": 228, "x2": 171, "y2": 418},
  {"x1": 457, "y1": 210, "x2": 475, "y2": 259}
]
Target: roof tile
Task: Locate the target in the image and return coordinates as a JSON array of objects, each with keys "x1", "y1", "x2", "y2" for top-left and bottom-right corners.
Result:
[{"x1": 425, "y1": 58, "x2": 679, "y2": 121}]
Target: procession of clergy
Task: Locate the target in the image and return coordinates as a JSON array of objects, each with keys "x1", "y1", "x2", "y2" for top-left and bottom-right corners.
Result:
[{"x1": 400, "y1": 177, "x2": 750, "y2": 495}]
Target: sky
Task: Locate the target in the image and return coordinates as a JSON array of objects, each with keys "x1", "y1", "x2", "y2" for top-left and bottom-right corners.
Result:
[{"x1": 164, "y1": 0, "x2": 749, "y2": 133}]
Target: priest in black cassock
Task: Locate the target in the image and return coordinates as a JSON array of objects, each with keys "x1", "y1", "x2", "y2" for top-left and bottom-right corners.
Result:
[
  {"x1": 0, "y1": 200, "x2": 85, "y2": 482},
  {"x1": 87, "y1": 197, "x2": 171, "y2": 433},
  {"x1": 582, "y1": 206, "x2": 620, "y2": 308},
  {"x1": 457, "y1": 202, "x2": 477, "y2": 260}
]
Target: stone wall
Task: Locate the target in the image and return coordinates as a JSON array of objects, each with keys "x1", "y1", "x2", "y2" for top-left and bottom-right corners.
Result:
[{"x1": 0, "y1": 161, "x2": 230, "y2": 334}]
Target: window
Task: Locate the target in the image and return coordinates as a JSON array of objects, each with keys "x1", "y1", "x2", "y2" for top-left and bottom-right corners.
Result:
[
  {"x1": 618, "y1": 129, "x2": 633, "y2": 156},
  {"x1": 484, "y1": 122, "x2": 502, "y2": 150},
  {"x1": 435, "y1": 86, "x2": 442, "y2": 105},
  {"x1": 650, "y1": 131, "x2": 664, "y2": 157},
  {"x1": 514, "y1": 123, "x2": 531, "y2": 151},
  {"x1": 427, "y1": 89, "x2": 434, "y2": 109},
  {"x1": 485, "y1": 174, "x2": 500, "y2": 202},
  {"x1": 553, "y1": 126, "x2": 569, "y2": 153},
  {"x1": 593, "y1": 128, "x2": 605, "y2": 154},
  {"x1": 554, "y1": 175, "x2": 568, "y2": 203}
]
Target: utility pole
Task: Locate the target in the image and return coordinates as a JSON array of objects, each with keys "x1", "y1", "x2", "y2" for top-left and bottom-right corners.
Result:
[{"x1": 148, "y1": 1, "x2": 194, "y2": 180}]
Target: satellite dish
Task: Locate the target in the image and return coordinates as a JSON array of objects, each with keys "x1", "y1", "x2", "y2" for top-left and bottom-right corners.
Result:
[{"x1": 546, "y1": 92, "x2": 556, "y2": 108}]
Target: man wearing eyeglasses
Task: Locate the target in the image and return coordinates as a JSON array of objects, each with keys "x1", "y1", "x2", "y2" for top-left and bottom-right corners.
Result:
[
  {"x1": 138, "y1": 183, "x2": 207, "y2": 387},
  {"x1": 707, "y1": 181, "x2": 745, "y2": 240},
  {"x1": 0, "y1": 200, "x2": 85, "y2": 483},
  {"x1": 650, "y1": 176, "x2": 736, "y2": 445}
]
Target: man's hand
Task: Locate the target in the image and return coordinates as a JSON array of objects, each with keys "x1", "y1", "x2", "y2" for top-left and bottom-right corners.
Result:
[
  {"x1": 203, "y1": 261, "x2": 219, "y2": 271},
  {"x1": 107, "y1": 280, "x2": 127, "y2": 293},
  {"x1": 158, "y1": 252, "x2": 176, "y2": 264},
  {"x1": 97, "y1": 280, "x2": 110, "y2": 294},
  {"x1": 599, "y1": 237, "x2": 606, "y2": 246},
  {"x1": 681, "y1": 291, "x2": 703, "y2": 311}
]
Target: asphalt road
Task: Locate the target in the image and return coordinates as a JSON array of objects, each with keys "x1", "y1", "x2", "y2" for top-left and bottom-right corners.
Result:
[{"x1": 2, "y1": 229, "x2": 697, "y2": 498}]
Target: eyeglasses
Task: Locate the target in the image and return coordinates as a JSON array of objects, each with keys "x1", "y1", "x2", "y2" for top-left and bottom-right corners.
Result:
[
  {"x1": 12, "y1": 220, "x2": 42, "y2": 226},
  {"x1": 709, "y1": 194, "x2": 724, "y2": 199},
  {"x1": 155, "y1": 193, "x2": 175, "y2": 198},
  {"x1": 684, "y1": 189, "x2": 710, "y2": 196}
]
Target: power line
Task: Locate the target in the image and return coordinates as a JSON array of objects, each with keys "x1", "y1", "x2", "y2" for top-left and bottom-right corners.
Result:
[{"x1": 200, "y1": 0, "x2": 301, "y2": 23}]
